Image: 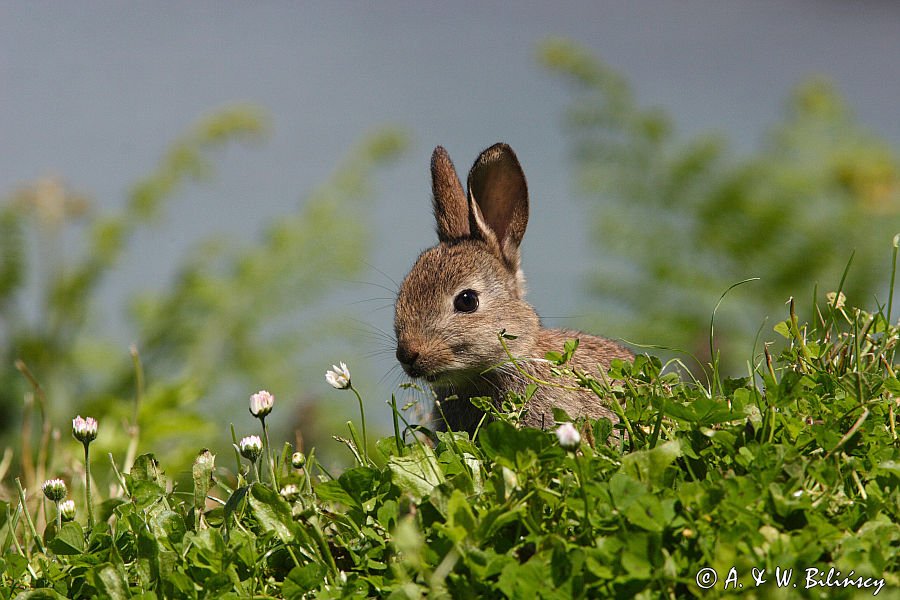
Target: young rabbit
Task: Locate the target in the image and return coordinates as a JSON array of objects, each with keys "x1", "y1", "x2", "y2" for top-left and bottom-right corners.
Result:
[{"x1": 394, "y1": 143, "x2": 633, "y2": 433}]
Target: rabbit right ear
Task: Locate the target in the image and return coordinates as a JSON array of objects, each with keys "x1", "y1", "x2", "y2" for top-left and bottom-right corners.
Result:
[
  {"x1": 467, "y1": 143, "x2": 529, "y2": 270},
  {"x1": 431, "y1": 146, "x2": 470, "y2": 242}
]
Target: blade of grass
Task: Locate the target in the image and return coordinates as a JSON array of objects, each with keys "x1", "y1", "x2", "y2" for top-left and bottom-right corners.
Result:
[{"x1": 709, "y1": 278, "x2": 760, "y2": 397}]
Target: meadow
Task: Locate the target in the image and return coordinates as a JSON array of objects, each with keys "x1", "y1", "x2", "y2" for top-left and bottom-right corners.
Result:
[
  {"x1": 2, "y1": 41, "x2": 899, "y2": 599},
  {"x1": 2, "y1": 279, "x2": 898, "y2": 598}
]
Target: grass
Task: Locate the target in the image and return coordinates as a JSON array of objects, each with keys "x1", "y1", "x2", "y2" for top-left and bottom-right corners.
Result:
[{"x1": 1, "y1": 286, "x2": 899, "y2": 599}]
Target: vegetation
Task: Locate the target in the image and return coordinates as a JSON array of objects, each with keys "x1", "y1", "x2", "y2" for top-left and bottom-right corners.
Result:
[
  {"x1": 3, "y1": 40, "x2": 900, "y2": 599},
  {"x1": 540, "y1": 38, "x2": 900, "y2": 369},
  {"x1": 0, "y1": 107, "x2": 408, "y2": 481},
  {"x1": 1, "y1": 280, "x2": 898, "y2": 598}
]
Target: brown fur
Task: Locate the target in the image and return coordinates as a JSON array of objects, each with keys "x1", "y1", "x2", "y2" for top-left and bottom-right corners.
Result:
[{"x1": 395, "y1": 143, "x2": 633, "y2": 433}]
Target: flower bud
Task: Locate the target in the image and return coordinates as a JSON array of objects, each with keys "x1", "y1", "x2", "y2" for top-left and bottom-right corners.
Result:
[
  {"x1": 59, "y1": 499, "x2": 76, "y2": 521},
  {"x1": 249, "y1": 390, "x2": 274, "y2": 418},
  {"x1": 291, "y1": 451, "x2": 306, "y2": 469},
  {"x1": 555, "y1": 422, "x2": 581, "y2": 450},
  {"x1": 42, "y1": 478, "x2": 68, "y2": 502},
  {"x1": 239, "y1": 435, "x2": 263, "y2": 462},
  {"x1": 280, "y1": 484, "x2": 300, "y2": 501},
  {"x1": 72, "y1": 415, "x2": 98, "y2": 444}
]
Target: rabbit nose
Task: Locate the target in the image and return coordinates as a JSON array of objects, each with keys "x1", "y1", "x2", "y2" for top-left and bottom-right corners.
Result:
[{"x1": 396, "y1": 345, "x2": 420, "y2": 368}]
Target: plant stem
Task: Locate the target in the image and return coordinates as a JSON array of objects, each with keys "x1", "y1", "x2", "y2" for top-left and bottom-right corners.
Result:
[
  {"x1": 83, "y1": 442, "x2": 95, "y2": 527},
  {"x1": 229, "y1": 424, "x2": 244, "y2": 482},
  {"x1": 260, "y1": 416, "x2": 276, "y2": 488},
  {"x1": 350, "y1": 385, "x2": 368, "y2": 464},
  {"x1": 572, "y1": 454, "x2": 592, "y2": 538},
  {"x1": 390, "y1": 394, "x2": 403, "y2": 455},
  {"x1": 888, "y1": 234, "x2": 899, "y2": 325},
  {"x1": 54, "y1": 501, "x2": 62, "y2": 531},
  {"x1": 497, "y1": 333, "x2": 579, "y2": 391},
  {"x1": 125, "y1": 345, "x2": 144, "y2": 473},
  {"x1": 14, "y1": 478, "x2": 44, "y2": 555}
]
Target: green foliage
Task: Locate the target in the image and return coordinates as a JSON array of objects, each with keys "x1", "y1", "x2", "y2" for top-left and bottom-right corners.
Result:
[
  {"x1": 0, "y1": 106, "x2": 408, "y2": 488},
  {"x1": 3, "y1": 292, "x2": 898, "y2": 598},
  {"x1": 539, "y1": 38, "x2": 900, "y2": 369}
]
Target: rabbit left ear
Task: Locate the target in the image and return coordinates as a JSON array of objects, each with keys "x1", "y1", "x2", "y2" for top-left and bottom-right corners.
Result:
[
  {"x1": 467, "y1": 143, "x2": 529, "y2": 269},
  {"x1": 431, "y1": 146, "x2": 470, "y2": 242}
]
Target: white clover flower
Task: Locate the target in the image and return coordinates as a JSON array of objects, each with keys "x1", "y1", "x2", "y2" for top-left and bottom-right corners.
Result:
[
  {"x1": 238, "y1": 435, "x2": 263, "y2": 462},
  {"x1": 42, "y1": 478, "x2": 68, "y2": 502},
  {"x1": 280, "y1": 484, "x2": 301, "y2": 501},
  {"x1": 291, "y1": 451, "x2": 306, "y2": 469},
  {"x1": 72, "y1": 415, "x2": 98, "y2": 443},
  {"x1": 59, "y1": 499, "x2": 76, "y2": 521},
  {"x1": 249, "y1": 390, "x2": 274, "y2": 418},
  {"x1": 555, "y1": 422, "x2": 581, "y2": 450},
  {"x1": 325, "y1": 362, "x2": 351, "y2": 390}
]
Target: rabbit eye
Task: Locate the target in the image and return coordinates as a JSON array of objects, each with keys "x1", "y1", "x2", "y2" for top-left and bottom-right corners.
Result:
[{"x1": 453, "y1": 289, "x2": 479, "y2": 313}]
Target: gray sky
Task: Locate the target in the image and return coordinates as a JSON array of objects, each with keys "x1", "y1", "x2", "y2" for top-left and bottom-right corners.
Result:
[{"x1": 3, "y1": 1, "x2": 900, "y2": 413}]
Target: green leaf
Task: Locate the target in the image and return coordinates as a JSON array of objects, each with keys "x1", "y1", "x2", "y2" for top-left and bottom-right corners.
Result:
[
  {"x1": 12, "y1": 590, "x2": 69, "y2": 600},
  {"x1": 774, "y1": 319, "x2": 792, "y2": 339},
  {"x1": 135, "y1": 526, "x2": 160, "y2": 589},
  {"x1": 875, "y1": 460, "x2": 900, "y2": 480},
  {"x1": 314, "y1": 480, "x2": 359, "y2": 508},
  {"x1": 623, "y1": 495, "x2": 671, "y2": 533},
  {"x1": 882, "y1": 378, "x2": 900, "y2": 395},
  {"x1": 131, "y1": 453, "x2": 166, "y2": 487},
  {"x1": 338, "y1": 467, "x2": 379, "y2": 502},
  {"x1": 376, "y1": 499, "x2": 399, "y2": 530},
  {"x1": 619, "y1": 440, "x2": 682, "y2": 483},
  {"x1": 498, "y1": 552, "x2": 570, "y2": 600},
  {"x1": 192, "y1": 449, "x2": 215, "y2": 514},
  {"x1": 46, "y1": 522, "x2": 85, "y2": 555},
  {"x1": 479, "y1": 421, "x2": 551, "y2": 470},
  {"x1": 545, "y1": 350, "x2": 563, "y2": 363},
  {"x1": 94, "y1": 564, "x2": 130, "y2": 600},
  {"x1": 149, "y1": 510, "x2": 186, "y2": 549},
  {"x1": 283, "y1": 564, "x2": 326, "y2": 598},
  {"x1": 4, "y1": 553, "x2": 29, "y2": 580},
  {"x1": 247, "y1": 483, "x2": 295, "y2": 543},
  {"x1": 443, "y1": 489, "x2": 477, "y2": 543},
  {"x1": 388, "y1": 444, "x2": 444, "y2": 500},
  {"x1": 609, "y1": 473, "x2": 644, "y2": 509},
  {"x1": 223, "y1": 485, "x2": 249, "y2": 531},
  {"x1": 551, "y1": 407, "x2": 573, "y2": 423},
  {"x1": 128, "y1": 480, "x2": 166, "y2": 509}
]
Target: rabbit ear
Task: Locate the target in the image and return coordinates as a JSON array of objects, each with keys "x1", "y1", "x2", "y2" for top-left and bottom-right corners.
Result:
[
  {"x1": 431, "y1": 146, "x2": 470, "y2": 242},
  {"x1": 467, "y1": 143, "x2": 529, "y2": 269}
]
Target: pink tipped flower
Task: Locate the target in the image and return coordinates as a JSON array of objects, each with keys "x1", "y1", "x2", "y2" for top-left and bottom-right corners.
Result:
[
  {"x1": 249, "y1": 390, "x2": 274, "y2": 418},
  {"x1": 72, "y1": 416, "x2": 98, "y2": 443},
  {"x1": 325, "y1": 362, "x2": 351, "y2": 389},
  {"x1": 555, "y1": 422, "x2": 581, "y2": 450},
  {"x1": 42, "y1": 478, "x2": 68, "y2": 502},
  {"x1": 239, "y1": 435, "x2": 263, "y2": 462}
]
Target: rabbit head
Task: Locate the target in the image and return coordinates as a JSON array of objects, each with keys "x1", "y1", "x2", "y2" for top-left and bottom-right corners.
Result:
[{"x1": 394, "y1": 143, "x2": 542, "y2": 387}]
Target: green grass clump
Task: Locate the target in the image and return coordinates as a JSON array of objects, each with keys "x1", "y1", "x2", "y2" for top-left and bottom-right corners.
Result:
[{"x1": 1, "y1": 289, "x2": 899, "y2": 599}]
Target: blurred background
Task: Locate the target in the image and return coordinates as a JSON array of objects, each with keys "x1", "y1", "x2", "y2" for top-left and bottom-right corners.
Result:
[{"x1": 3, "y1": 2, "x2": 900, "y2": 479}]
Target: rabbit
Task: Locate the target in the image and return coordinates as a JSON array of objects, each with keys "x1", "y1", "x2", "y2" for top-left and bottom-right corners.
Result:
[{"x1": 394, "y1": 143, "x2": 633, "y2": 434}]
